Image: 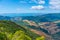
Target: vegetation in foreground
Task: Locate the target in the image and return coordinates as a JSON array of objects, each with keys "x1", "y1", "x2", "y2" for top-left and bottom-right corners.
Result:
[{"x1": 0, "y1": 20, "x2": 45, "y2": 40}]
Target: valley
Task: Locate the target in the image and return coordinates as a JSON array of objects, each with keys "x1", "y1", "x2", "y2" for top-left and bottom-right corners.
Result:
[{"x1": 0, "y1": 13, "x2": 60, "y2": 40}]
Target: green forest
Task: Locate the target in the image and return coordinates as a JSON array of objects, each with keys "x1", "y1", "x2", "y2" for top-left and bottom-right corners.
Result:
[{"x1": 0, "y1": 20, "x2": 45, "y2": 40}]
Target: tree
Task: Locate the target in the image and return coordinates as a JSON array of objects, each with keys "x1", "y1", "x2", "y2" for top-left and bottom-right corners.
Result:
[
  {"x1": 36, "y1": 36, "x2": 45, "y2": 40},
  {"x1": 12, "y1": 30, "x2": 31, "y2": 40},
  {"x1": 0, "y1": 32, "x2": 7, "y2": 40}
]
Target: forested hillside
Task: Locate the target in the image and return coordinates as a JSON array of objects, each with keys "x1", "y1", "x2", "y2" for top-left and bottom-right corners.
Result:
[{"x1": 0, "y1": 20, "x2": 45, "y2": 40}]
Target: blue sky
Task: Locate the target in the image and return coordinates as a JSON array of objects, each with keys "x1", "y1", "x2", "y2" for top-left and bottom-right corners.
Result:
[{"x1": 0, "y1": 0, "x2": 60, "y2": 14}]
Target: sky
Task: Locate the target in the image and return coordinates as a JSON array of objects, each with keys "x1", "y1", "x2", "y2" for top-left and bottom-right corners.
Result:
[{"x1": 0, "y1": 0, "x2": 60, "y2": 14}]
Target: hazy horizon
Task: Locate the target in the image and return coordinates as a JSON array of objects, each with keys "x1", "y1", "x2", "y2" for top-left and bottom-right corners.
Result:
[{"x1": 0, "y1": 13, "x2": 60, "y2": 17}]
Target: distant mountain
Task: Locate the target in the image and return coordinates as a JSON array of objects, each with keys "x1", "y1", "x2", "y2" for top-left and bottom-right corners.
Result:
[
  {"x1": 40, "y1": 13, "x2": 60, "y2": 22},
  {"x1": 0, "y1": 15, "x2": 11, "y2": 20},
  {"x1": 0, "y1": 13, "x2": 42, "y2": 17},
  {"x1": 19, "y1": 13, "x2": 60, "y2": 22},
  {"x1": 0, "y1": 13, "x2": 60, "y2": 22}
]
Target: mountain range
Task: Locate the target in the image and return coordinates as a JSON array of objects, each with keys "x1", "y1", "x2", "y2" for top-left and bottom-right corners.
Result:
[{"x1": 0, "y1": 13, "x2": 60, "y2": 40}]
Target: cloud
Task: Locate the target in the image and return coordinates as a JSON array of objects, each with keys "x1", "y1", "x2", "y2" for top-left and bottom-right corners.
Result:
[
  {"x1": 49, "y1": 5, "x2": 60, "y2": 10},
  {"x1": 31, "y1": 5, "x2": 44, "y2": 10},
  {"x1": 19, "y1": 1, "x2": 27, "y2": 4},
  {"x1": 49, "y1": 0, "x2": 60, "y2": 10},
  {"x1": 38, "y1": 0, "x2": 45, "y2": 4},
  {"x1": 31, "y1": 0, "x2": 38, "y2": 3},
  {"x1": 31, "y1": 0, "x2": 45, "y2": 4},
  {"x1": 19, "y1": 0, "x2": 45, "y2": 10},
  {"x1": 20, "y1": 0, "x2": 45, "y2": 4}
]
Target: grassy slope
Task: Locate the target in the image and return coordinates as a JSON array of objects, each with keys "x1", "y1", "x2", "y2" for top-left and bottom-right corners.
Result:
[{"x1": 0, "y1": 20, "x2": 40, "y2": 40}]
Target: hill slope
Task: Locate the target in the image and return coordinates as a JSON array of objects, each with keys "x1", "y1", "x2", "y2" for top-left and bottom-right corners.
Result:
[{"x1": 0, "y1": 20, "x2": 45, "y2": 40}]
